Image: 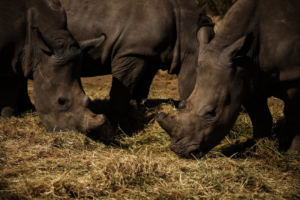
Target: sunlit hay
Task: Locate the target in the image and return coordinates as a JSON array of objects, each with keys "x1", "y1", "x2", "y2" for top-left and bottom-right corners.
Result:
[{"x1": 1, "y1": 72, "x2": 300, "y2": 199}]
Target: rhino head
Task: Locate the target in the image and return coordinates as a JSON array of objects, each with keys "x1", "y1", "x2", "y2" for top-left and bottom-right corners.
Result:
[
  {"x1": 24, "y1": 0, "x2": 106, "y2": 132},
  {"x1": 157, "y1": 26, "x2": 254, "y2": 158}
]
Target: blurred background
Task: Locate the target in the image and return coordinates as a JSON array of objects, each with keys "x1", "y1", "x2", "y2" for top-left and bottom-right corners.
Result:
[{"x1": 198, "y1": 0, "x2": 237, "y2": 17}]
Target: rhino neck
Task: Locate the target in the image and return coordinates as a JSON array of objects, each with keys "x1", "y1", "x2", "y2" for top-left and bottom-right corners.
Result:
[
  {"x1": 169, "y1": 0, "x2": 203, "y2": 74},
  {"x1": 212, "y1": 0, "x2": 262, "y2": 98}
]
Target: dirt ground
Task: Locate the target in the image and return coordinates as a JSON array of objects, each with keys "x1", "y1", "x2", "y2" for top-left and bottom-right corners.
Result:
[{"x1": 81, "y1": 71, "x2": 179, "y2": 101}]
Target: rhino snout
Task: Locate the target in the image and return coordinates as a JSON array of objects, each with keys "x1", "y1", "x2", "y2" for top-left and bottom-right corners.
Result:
[
  {"x1": 81, "y1": 96, "x2": 106, "y2": 132},
  {"x1": 170, "y1": 142, "x2": 203, "y2": 160}
]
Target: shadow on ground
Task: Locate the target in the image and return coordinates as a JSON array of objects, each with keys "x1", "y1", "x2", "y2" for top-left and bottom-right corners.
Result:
[
  {"x1": 86, "y1": 98, "x2": 180, "y2": 146},
  {"x1": 220, "y1": 117, "x2": 294, "y2": 158}
]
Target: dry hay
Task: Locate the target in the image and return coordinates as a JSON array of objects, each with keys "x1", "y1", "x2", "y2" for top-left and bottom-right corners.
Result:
[{"x1": 0, "y1": 71, "x2": 299, "y2": 199}]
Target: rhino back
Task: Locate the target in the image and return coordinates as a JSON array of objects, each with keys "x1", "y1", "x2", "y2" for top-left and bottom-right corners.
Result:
[
  {"x1": 258, "y1": 0, "x2": 300, "y2": 82},
  {"x1": 60, "y1": 0, "x2": 202, "y2": 74},
  {"x1": 215, "y1": 0, "x2": 300, "y2": 83},
  {"x1": 0, "y1": 0, "x2": 70, "y2": 76}
]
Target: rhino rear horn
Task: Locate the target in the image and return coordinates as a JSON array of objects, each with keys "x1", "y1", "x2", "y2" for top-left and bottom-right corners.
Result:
[
  {"x1": 33, "y1": 28, "x2": 52, "y2": 53},
  {"x1": 79, "y1": 34, "x2": 106, "y2": 52},
  {"x1": 221, "y1": 32, "x2": 254, "y2": 62},
  {"x1": 197, "y1": 26, "x2": 215, "y2": 54}
]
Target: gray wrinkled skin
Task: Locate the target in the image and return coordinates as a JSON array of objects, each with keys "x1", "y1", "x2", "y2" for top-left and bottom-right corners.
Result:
[
  {"x1": 59, "y1": 0, "x2": 215, "y2": 122},
  {"x1": 0, "y1": 0, "x2": 106, "y2": 132},
  {"x1": 157, "y1": 0, "x2": 300, "y2": 158}
]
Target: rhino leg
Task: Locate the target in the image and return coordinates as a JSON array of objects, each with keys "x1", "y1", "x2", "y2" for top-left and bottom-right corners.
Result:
[
  {"x1": 282, "y1": 84, "x2": 300, "y2": 154},
  {"x1": 131, "y1": 65, "x2": 158, "y2": 107},
  {"x1": 243, "y1": 97, "x2": 273, "y2": 139},
  {"x1": 17, "y1": 80, "x2": 35, "y2": 113},
  {"x1": 0, "y1": 76, "x2": 26, "y2": 118},
  {"x1": 110, "y1": 56, "x2": 149, "y2": 123}
]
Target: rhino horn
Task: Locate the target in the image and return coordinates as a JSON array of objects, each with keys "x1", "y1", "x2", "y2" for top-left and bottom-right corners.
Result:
[
  {"x1": 32, "y1": 27, "x2": 53, "y2": 53},
  {"x1": 221, "y1": 32, "x2": 254, "y2": 63},
  {"x1": 84, "y1": 113, "x2": 107, "y2": 132},
  {"x1": 79, "y1": 34, "x2": 106, "y2": 52},
  {"x1": 197, "y1": 26, "x2": 215, "y2": 54},
  {"x1": 156, "y1": 112, "x2": 176, "y2": 137}
]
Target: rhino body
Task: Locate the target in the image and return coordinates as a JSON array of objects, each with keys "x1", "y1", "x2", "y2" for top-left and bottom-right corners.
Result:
[
  {"x1": 0, "y1": 0, "x2": 106, "y2": 132},
  {"x1": 59, "y1": 0, "x2": 215, "y2": 122},
  {"x1": 157, "y1": 0, "x2": 300, "y2": 158}
]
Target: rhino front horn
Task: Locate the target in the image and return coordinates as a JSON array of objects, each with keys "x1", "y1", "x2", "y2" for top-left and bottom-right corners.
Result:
[
  {"x1": 84, "y1": 114, "x2": 106, "y2": 132},
  {"x1": 156, "y1": 112, "x2": 175, "y2": 137}
]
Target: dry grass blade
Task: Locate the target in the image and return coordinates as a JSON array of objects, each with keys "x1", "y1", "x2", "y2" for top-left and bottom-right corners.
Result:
[{"x1": 0, "y1": 72, "x2": 299, "y2": 199}]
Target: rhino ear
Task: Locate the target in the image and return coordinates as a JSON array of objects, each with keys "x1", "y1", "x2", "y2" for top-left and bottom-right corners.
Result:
[
  {"x1": 221, "y1": 33, "x2": 253, "y2": 62},
  {"x1": 197, "y1": 26, "x2": 215, "y2": 54},
  {"x1": 33, "y1": 28, "x2": 53, "y2": 53},
  {"x1": 79, "y1": 35, "x2": 106, "y2": 52}
]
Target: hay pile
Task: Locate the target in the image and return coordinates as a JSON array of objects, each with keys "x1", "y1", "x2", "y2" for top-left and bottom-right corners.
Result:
[{"x1": 0, "y1": 72, "x2": 299, "y2": 199}]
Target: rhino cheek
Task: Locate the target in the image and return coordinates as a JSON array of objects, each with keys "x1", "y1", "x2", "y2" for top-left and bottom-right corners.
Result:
[
  {"x1": 32, "y1": 65, "x2": 106, "y2": 132},
  {"x1": 200, "y1": 119, "x2": 238, "y2": 153},
  {"x1": 35, "y1": 100, "x2": 107, "y2": 133}
]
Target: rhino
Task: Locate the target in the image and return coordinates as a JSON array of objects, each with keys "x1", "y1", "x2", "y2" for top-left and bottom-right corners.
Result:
[
  {"x1": 157, "y1": 0, "x2": 300, "y2": 158},
  {"x1": 0, "y1": 0, "x2": 106, "y2": 132},
  {"x1": 59, "y1": 0, "x2": 215, "y2": 123}
]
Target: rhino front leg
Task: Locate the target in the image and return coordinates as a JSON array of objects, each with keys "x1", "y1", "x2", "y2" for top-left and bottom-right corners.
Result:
[
  {"x1": 0, "y1": 76, "x2": 26, "y2": 118},
  {"x1": 131, "y1": 65, "x2": 159, "y2": 107},
  {"x1": 243, "y1": 97, "x2": 273, "y2": 139},
  {"x1": 110, "y1": 56, "x2": 149, "y2": 124},
  {"x1": 282, "y1": 84, "x2": 300, "y2": 154}
]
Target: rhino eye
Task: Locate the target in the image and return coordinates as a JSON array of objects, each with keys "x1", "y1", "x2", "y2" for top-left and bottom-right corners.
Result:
[
  {"x1": 58, "y1": 98, "x2": 65, "y2": 106},
  {"x1": 205, "y1": 109, "x2": 216, "y2": 117},
  {"x1": 57, "y1": 97, "x2": 69, "y2": 107},
  {"x1": 55, "y1": 39, "x2": 65, "y2": 48},
  {"x1": 200, "y1": 105, "x2": 217, "y2": 118}
]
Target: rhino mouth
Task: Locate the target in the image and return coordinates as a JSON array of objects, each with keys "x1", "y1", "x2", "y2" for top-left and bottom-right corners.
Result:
[
  {"x1": 170, "y1": 142, "x2": 203, "y2": 160},
  {"x1": 190, "y1": 149, "x2": 204, "y2": 159}
]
